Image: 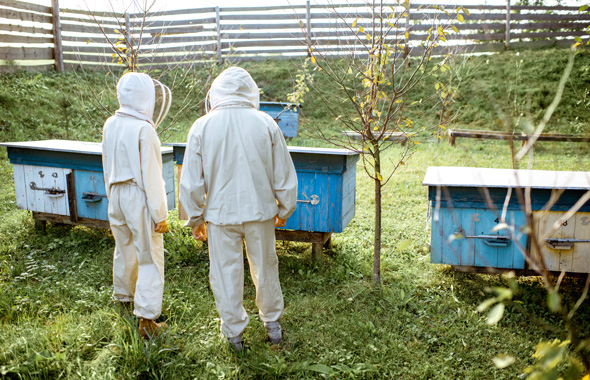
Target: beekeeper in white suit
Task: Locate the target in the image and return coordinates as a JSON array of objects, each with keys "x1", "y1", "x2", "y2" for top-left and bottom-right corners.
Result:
[
  {"x1": 179, "y1": 67, "x2": 298, "y2": 351},
  {"x1": 102, "y1": 72, "x2": 169, "y2": 338}
]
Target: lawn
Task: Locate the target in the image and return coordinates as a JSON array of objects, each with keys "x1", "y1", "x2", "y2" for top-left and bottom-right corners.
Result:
[{"x1": 1, "y1": 47, "x2": 590, "y2": 379}]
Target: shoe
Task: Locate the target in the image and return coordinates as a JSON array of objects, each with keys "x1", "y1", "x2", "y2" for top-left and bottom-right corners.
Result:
[
  {"x1": 138, "y1": 318, "x2": 167, "y2": 339},
  {"x1": 264, "y1": 321, "x2": 282, "y2": 344},
  {"x1": 227, "y1": 335, "x2": 244, "y2": 352}
]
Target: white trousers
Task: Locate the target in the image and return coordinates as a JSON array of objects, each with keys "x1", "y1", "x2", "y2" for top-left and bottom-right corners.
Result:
[
  {"x1": 207, "y1": 219, "x2": 284, "y2": 338},
  {"x1": 108, "y1": 182, "x2": 165, "y2": 320}
]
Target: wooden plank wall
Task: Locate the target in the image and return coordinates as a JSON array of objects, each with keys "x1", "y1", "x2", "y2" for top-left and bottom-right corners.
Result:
[{"x1": 1, "y1": 0, "x2": 589, "y2": 72}]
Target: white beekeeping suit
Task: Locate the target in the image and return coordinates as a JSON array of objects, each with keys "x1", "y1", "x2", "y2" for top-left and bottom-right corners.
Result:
[
  {"x1": 179, "y1": 67, "x2": 298, "y2": 348},
  {"x1": 102, "y1": 72, "x2": 168, "y2": 331}
]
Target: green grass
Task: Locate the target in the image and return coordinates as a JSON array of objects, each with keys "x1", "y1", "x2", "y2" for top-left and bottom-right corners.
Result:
[{"x1": 1, "y1": 47, "x2": 590, "y2": 379}]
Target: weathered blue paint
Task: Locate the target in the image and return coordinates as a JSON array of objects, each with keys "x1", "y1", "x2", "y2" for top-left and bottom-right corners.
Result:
[
  {"x1": 428, "y1": 186, "x2": 590, "y2": 212},
  {"x1": 6, "y1": 146, "x2": 104, "y2": 172},
  {"x1": 431, "y1": 207, "x2": 527, "y2": 269},
  {"x1": 422, "y1": 166, "x2": 590, "y2": 271},
  {"x1": 259, "y1": 102, "x2": 299, "y2": 138},
  {"x1": 75, "y1": 170, "x2": 109, "y2": 221},
  {"x1": 1, "y1": 140, "x2": 176, "y2": 226},
  {"x1": 166, "y1": 144, "x2": 359, "y2": 234}
]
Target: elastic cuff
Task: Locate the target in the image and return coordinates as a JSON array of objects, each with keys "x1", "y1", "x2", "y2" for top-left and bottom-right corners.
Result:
[{"x1": 184, "y1": 216, "x2": 205, "y2": 228}]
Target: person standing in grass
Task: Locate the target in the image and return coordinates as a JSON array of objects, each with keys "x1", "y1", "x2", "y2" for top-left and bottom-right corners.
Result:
[
  {"x1": 179, "y1": 67, "x2": 298, "y2": 352},
  {"x1": 102, "y1": 72, "x2": 169, "y2": 339}
]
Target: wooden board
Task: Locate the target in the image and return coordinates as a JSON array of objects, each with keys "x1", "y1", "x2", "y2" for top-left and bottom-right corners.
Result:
[
  {"x1": 531, "y1": 211, "x2": 590, "y2": 273},
  {"x1": 18, "y1": 165, "x2": 70, "y2": 216},
  {"x1": 0, "y1": 7, "x2": 52, "y2": 23},
  {"x1": 431, "y1": 207, "x2": 526, "y2": 269},
  {"x1": 0, "y1": 47, "x2": 53, "y2": 61},
  {"x1": 0, "y1": 0, "x2": 51, "y2": 13},
  {"x1": 33, "y1": 212, "x2": 111, "y2": 229}
]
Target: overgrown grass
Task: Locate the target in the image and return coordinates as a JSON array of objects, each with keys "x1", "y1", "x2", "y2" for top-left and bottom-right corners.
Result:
[{"x1": 1, "y1": 47, "x2": 590, "y2": 379}]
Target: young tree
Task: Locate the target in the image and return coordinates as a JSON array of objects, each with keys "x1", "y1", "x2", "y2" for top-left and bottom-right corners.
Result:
[
  {"x1": 464, "y1": 47, "x2": 590, "y2": 378},
  {"x1": 303, "y1": 0, "x2": 467, "y2": 285}
]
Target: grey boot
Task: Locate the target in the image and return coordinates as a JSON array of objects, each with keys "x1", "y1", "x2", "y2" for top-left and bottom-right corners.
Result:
[
  {"x1": 264, "y1": 321, "x2": 282, "y2": 344},
  {"x1": 227, "y1": 335, "x2": 243, "y2": 352}
]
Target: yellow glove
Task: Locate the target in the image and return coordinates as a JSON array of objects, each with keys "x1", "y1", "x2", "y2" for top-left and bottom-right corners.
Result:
[
  {"x1": 154, "y1": 220, "x2": 168, "y2": 233},
  {"x1": 274, "y1": 217, "x2": 287, "y2": 228},
  {"x1": 192, "y1": 223, "x2": 207, "y2": 241}
]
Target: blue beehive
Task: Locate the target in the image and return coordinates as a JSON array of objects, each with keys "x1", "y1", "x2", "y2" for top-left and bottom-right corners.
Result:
[
  {"x1": 167, "y1": 144, "x2": 359, "y2": 234},
  {"x1": 259, "y1": 102, "x2": 300, "y2": 138},
  {"x1": 423, "y1": 166, "x2": 590, "y2": 274},
  {"x1": 1, "y1": 140, "x2": 175, "y2": 227}
]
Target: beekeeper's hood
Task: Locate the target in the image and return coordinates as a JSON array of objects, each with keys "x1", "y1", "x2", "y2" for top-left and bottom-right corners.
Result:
[
  {"x1": 115, "y1": 72, "x2": 156, "y2": 127},
  {"x1": 206, "y1": 67, "x2": 260, "y2": 112}
]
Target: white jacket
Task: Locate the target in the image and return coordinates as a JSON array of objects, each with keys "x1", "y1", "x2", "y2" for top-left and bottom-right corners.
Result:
[
  {"x1": 180, "y1": 67, "x2": 298, "y2": 227},
  {"x1": 102, "y1": 72, "x2": 168, "y2": 224}
]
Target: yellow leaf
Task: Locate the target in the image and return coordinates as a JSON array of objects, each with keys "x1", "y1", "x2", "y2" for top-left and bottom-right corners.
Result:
[
  {"x1": 310, "y1": 56, "x2": 316, "y2": 64},
  {"x1": 352, "y1": 18, "x2": 358, "y2": 28},
  {"x1": 373, "y1": 126, "x2": 378, "y2": 131},
  {"x1": 377, "y1": 172, "x2": 383, "y2": 181},
  {"x1": 404, "y1": 31, "x2": 409, "y2": 39},
  {"x1": 395, "y1": 99, "x2": 402, "y2": 103},
  {"x1": 457, "y1": 14, "x2": 464, "y2": 22},
  {"x1": 582, "y1": 375, "x2": 590, "y2": 380},
  {"x1": 114, "y1": 29, "x2": 120, "y2": 34},
  {"x1": 452, "y1": 25, "x2": 458, "y2": 33}
]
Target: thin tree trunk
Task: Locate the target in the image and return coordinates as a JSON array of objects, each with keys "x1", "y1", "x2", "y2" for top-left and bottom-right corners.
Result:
[{"x1": 373, "y1": 143, "x2": 382, "y2": 286}]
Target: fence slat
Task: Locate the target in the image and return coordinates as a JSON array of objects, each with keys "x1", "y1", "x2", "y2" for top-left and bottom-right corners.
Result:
[
  {"x1": 132, "y1": 18, "x2": 217, "y2": 28},
  {"x1": 0, "y1": 7, "x2": 52, "y2": 23},
  {"x1": 59, "y1": 7, "x2": 123, "y2": 18},
  {"x1": 0, "y1": 34, "x2": 54, "y2": 44},
  {"x1": 0, "y1": 0, "x2": 51, "y2": 14},
  {"x1": 62, "y1": 52, "x2": 116, "y2": 63},
  {"x1": 61, "y1": 22, "x2": 122, "y2": 35},
  {"x1": 1, "y1": 47, "x2": 53, "y2": 60},
  {"x1": 146, "y1": 26, "x2": 204, "y2": 35},
  {"x1": 0, "y1": 23, "x2": 52, "y2": 35}
]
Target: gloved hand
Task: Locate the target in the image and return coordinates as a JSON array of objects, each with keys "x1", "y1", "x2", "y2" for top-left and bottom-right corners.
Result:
[
  {"x1": 155, "y1": 220, "x2": 168, "y2": 233},
  {"x1": 192, "y1": 223, "x2": 207, "y2": 241},
  {"x1": 274, "y1": 217, "x2": 287, "y2": 228}
]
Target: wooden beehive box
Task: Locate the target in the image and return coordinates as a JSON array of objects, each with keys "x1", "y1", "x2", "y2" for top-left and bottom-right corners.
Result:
[
  {"x1": 423, "y1": 166, "x2": 590, "y2": 274},
  {"x1": 167, "y1": 144, "x2": 359, "y2": 234},
  {"x1": 1, "y1": 140, "x2": 175, "y2": 228},
  {"x1": 259, "y1": 102, "x2": 300, "y2": 138}
]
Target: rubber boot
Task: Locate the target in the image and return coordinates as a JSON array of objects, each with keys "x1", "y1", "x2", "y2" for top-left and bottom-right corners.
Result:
[
  {"x1": 264, "y1": 321, "x2": 282, "y2": 344},
  {"x1": 227, "y1": 335, "x2": 244, "y2": 352},
  {"x1": 138, "y1": 318, "x2": 167, "y2": 339}
]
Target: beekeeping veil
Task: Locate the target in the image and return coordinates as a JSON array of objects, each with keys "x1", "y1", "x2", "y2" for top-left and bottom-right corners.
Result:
[
  {"x1": 115, "y1": 72, "x2": 172, "y2": 128},
  {"x1": 205, "y1": 67, "x2": 260, "y2": 113}
]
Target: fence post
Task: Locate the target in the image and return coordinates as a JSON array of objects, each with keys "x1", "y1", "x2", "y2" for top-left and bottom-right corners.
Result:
[
  {"x1": 51, "y1": 0, "x2": 64, "y2": 72},
  {"x1": 306, "y1": 0, "x2": 312, "y2": 56},
  {"x1": 404, "y1": 0, "x2": 411, "y2": 58},
  {"x1": 216, "y1": 6, "x2": 222, "y2": 64},
  {"x1": 505, "y1": 0, "x2": 511, "y2": 49}
]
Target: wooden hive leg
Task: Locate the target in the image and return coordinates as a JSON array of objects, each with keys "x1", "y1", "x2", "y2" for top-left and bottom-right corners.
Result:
[
  {"x1": 32, "y1": 212, "x2": 47, "y2": 232},
  {"x1": 312, "y1": 242, "x2": 322, "y2": 261}
]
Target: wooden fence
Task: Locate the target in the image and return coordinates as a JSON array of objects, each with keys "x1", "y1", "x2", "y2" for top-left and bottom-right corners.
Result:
[{"x1": 1, "y1": 0, "x2": 589, "y2": 72}]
